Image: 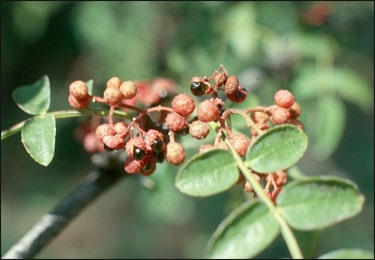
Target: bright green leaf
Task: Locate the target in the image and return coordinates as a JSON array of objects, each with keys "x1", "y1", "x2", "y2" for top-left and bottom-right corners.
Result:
[
  {"x1": 246, "y1": 125, "x2": 308, "y2": 173},
  {"x1": 277, "y1": 176, "x2": 365, "y2": 230},
  {"x1": 318, "y1": 249, "x2": 374, "y2": 259},
  {"x1": 175, "y1": 149, "x2": 239, "y2": 197},
  {"x1": 206, "y1": 200, "x2": 280, "y2": 259},
  {"x1": 21, "y1": 114, "x2": 56, "y2": 166},
  {"x1": 12, "y1": 75, "x2": 51, "y2": 115}
]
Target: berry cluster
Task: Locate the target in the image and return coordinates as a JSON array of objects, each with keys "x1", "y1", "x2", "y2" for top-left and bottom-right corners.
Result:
[{"x1": 68, "y1": 65, "x2": 304, "y2": 201}]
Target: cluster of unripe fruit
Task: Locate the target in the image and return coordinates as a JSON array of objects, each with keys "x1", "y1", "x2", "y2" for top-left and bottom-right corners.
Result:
[{"x1": 68, "y1": 65, "x2": 304, "y2": 200}]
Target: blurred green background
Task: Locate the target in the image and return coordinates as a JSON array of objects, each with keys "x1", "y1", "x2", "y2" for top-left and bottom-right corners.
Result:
[{"x1": 1, "y1": 1, "x2": 373, "y2": 258}]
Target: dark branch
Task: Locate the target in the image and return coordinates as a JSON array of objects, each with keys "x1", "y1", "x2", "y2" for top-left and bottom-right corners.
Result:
[{"x1": 2, "y1": 152, "x2": 125, "y2": 259}]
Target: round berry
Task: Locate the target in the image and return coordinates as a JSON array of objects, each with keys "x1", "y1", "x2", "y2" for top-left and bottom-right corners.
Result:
[
  {"x1": 69, "y1": 80, "x2": 89, "y2": 100},
  {"x1": 124, "y1": 156, "x2": 148, "y2": 175},
  {"x1": 145, "y1": 129, "x2": 165, "y2": 151},
  {"x1": 190, "y1": 77, "x2": 212, "y2": 96},
  {"x1": 226, "y1": 87, "x2": 247, "y2": 103},
  {"x1": 229, "y1": 134, "x2": 251, "y2": 157},
  {"x1": 103, "y1": 135, "x2": 125, "y2": 150},
  {"x1": 251, "y1": 111, "x2": 269, "y2": 124},
  {"x1": 165, "y1": 112, "x2": 188, "y2": 132},
  {"x1": 113, "y1": 121, "x2": 128, "y2": 138},
  {"x1": 106, "y1": 77, "x2": 122, "y2": 89},
  {"x1": 189, "y1": 120, "x2": 210, "y2": 139},
  {"x1": 165, "y1": 142, "x2": 186, "y2": 165},
  {"x1": 104, "y1": 87, "x2": 122, "y2": 106},
  {"x1": 289, "y1": 101, "x2": 301, "y2": 119},
  {"x1": 274, "y1": 170, "x2": 287, "y2": 187},
  {"x1": 214, "y1": 72, "x2": 227, "y2": 87},
  {"x1": 68, "y1": 94, "x2": 90, "y2": 110},
  {"x1": 197, "y1": 99, "x2": 220, "y2": 123},
  {"x1": 95, "y1": 123, "x2": 115, "y2": 143},
  {"x1": 125, "y1": 137, "x2": 147, "y2": 159},
  {"x1": 269, "y1": 105, "x2": 291, "y2": 125},
  {"x1": 274, "y1": 89, "x2": 295, "y2": 109},
  {"x1": 172, "y1": 93, "x2": 195, "y2": 116},
  {"x1": 120, "y1": 80, "x2": 138, "y2": 99},
  {"x1": 224, "y1": 76, "x2": 239, "y2": 95}
]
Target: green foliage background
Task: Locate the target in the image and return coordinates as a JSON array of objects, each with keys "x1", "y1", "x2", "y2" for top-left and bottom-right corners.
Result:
[{"x1": 1, "y1": 2, "x2": 373, "y2": 258}]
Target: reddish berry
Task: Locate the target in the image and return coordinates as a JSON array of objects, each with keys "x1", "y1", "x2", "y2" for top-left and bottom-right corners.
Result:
[
  {"x1": 68, "y1": 94, "x2": 90, "y2": 110},
  {"x1": 120, "y1": 80, "x2": 138, "y2": 99},
  {"x1": 251, "y1": 112, "x2": 269, "y2": 124},
  {"x1": 126, "y1": 137, "x2": 147, "y2": 160},
  {"x1": 95, "y1": 123, "x2": 115, "y2": 143},
  {"x1": 274, "y1": 170, "x2": 287, "y2": 187},
  {"x1": 189, "y1": 120, "x2": 210, "y2": 139},
  {"x1": 224, "y1": 76, "x2": 239, "y2": 95},
  {"x1": 144, "y1": 129, "x2": 165, "y2": 152},
  {"x1": 226, "y1": 87, "x2": 247, "y2": 103},
  {"x1": 214, "y1": 72, "x2": 227, "y2": 87},
  {"x1": 102, "y1": 135, "x2": 125, "y2": 150},
  {"x1": 140, "y1": 160, "x2": 157, "y2": 176},
  {"x1": 165, "y1": 142, "x2": 186, "y2": 165},
  {"x1": 289, "y1": 101, "x2": 301, "y2": 119},
  {"x1": 274, "y1": 89, "x2": 295, "y2": 109},
  {"x1": 197, "y1": 99, "x2": 220, "y2": 123},
  {"x1": 113, "y1": 122, "x2": 128, "y2": 139},
  {"x1": 125, "y1": 136, "x2": 147, "y2": 160},
  {"x1": 229, "y1": 133, "x2": 251, "y2": 157},
  {"x1": 104, "y1": 87, "x2": 122, "y2": 106},
  {"x1": 106, "y1": 77, "x2": 122, "y2": 89},
  {"x1": 124, "y1": 156, "x2": 148, "y2": 175},
  {"x1": 172, "y1": 93, "x2": 195, "y2": 116},
  {"x1": 190, "y1": 77, "x2": 213, "y2": 96},
  {"x1": 269, "y1": 105, "x2": 291, "y2": 125},
  {"x1": 165, "y1": 112, "x2": 188, "y2": 132},
  {"x1": 69, "y1": 80, "x2": 89, "y2": 100}
]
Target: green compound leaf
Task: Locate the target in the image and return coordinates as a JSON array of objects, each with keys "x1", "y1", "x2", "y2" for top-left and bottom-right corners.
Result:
[
  {"x1": 21, "y1": 114, "x2": 56, "y2": 166},
  {"x1": 12, "y1": 75, "x2": 51, "y2": 115},
  {"x1": 246, "y1": 124, "x2": 308, "y2": 173},
  {"x1": 277, "y1": 176, "x2": 365, "y2": 230},
  {"x1": 318, "y1": 249, "x2": 374, "y2": 259},
  {"x1": 206, "y1": 200, "x2": 280, "y2": 259},
  {"x1": 175, "y1": 149, "x2": 239, "y2": 197}
]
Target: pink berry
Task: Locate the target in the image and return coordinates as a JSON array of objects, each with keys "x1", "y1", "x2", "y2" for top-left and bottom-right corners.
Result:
[
  {"x1": 274, "y1": 89, "x2": 295, "y2": 108},
  {"x1": 165, "y1": 142, "x2": 186, "y2": 165},
  {"x1": 197, "y1": 99, "x2": 220, "y2": 122},
  {"x1": 172, "y1": 93, "x2": 195, "y2": 116}
]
